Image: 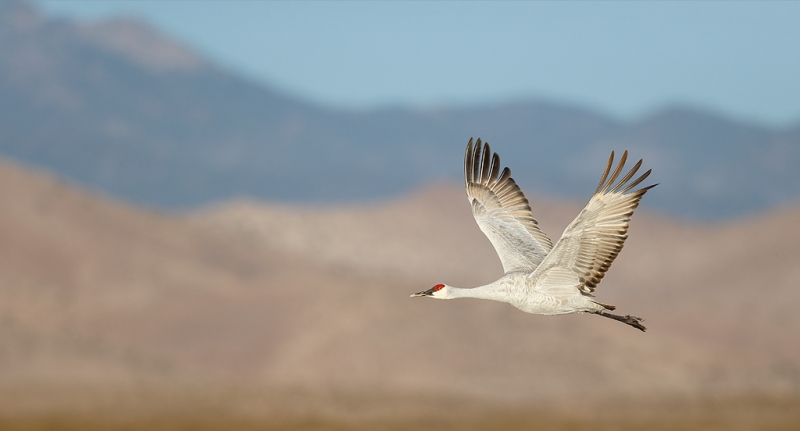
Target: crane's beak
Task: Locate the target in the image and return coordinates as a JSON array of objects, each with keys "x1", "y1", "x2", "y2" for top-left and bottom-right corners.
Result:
[{"x1": 410, "y1": 288, "x2": 435, "y2": 298}]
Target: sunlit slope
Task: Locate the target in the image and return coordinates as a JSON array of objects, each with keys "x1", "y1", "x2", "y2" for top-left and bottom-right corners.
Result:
[
  {"x1": 0, "y1": 159, "x2": 336, "y2": 383},
  {"x1": 198, "y1": 185, "x2": 800, "y2": 399},
  {"x1": 0, "y1": 158, "x2": 798, "y2": 408}
]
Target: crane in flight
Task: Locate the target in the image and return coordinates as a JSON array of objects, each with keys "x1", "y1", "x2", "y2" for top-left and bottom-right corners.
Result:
[{"x1": 412, "y1": 138, "x2": 655, "y2": 331}]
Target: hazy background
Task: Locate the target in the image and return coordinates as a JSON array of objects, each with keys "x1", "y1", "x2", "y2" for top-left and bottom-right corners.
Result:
[
  {"x1": 1, "y1": 1, "x2": 799, "y2": 429},
  {"x1": 33, "y1": 0, "x2": 800, "y2": 125}
]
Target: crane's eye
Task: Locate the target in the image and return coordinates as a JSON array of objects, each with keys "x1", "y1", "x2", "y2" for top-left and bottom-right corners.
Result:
[{"x1": 432, "y1": 284, "x2": 445, "y2": 291}]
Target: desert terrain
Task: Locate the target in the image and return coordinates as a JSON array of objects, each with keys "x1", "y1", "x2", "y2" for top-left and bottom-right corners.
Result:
[{"x1": 0, "y1": 158, "x2": 798, "y2": 429}]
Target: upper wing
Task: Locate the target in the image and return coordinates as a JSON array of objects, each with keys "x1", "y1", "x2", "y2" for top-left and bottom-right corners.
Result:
[
  {"x1": 532, "y1": 150, "x2": 656, "y2": 296},
  {"x1": 464, "y1": 138, "x2": 553, "y2": 274}
]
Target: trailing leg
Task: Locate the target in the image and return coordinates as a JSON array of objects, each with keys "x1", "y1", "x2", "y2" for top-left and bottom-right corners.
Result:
[{"x1": 593, "y1": 311, "x2": 646, "y2": 332}]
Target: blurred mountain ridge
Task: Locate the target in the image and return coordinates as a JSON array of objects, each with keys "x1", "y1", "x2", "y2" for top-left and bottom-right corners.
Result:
[{"x1": 2, "y1": 0, "x2": 799, "y2": 220}]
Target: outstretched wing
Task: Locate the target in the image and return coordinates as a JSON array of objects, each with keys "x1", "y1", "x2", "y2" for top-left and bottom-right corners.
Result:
[
  {"x1": 464, "y1": 138, "x2": 553, "y2": 274},
  {"x1": 532, "y1": 150, "x2": 656, "y2": 296}
]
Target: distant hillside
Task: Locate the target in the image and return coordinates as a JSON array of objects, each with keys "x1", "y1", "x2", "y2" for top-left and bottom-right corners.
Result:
[
  {"x1": 2, "y1": 1, "x2": 799, "y2": 220},
  {"x1": 1, "y1": 154, "x2": 799, "y2": 413}
]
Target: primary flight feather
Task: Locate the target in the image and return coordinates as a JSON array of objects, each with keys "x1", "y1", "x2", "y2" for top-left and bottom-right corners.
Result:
[{"x1": 412, "y1": 138, "x2": 656, "y2": 331}]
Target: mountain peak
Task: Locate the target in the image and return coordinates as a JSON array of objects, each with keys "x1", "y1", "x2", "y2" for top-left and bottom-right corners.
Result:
[
  {"x1": 76, "y1": 17, "x2": 207, "y2": 74},
  {"x1": 0, "y1": 0, "x2": 45, "y2": 32}
]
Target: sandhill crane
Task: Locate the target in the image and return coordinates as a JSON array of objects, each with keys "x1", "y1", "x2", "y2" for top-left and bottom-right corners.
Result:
[{"x1": 412, "y1": 138, "x2": 655, "y2": 331}]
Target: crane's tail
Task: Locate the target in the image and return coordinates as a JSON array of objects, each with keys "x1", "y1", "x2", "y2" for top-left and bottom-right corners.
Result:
[{"x1": 594, "y1": 311, "x2": 646, "y2": 332}]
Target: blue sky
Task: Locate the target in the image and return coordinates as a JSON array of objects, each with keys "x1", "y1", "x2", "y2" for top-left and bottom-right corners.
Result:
[{"x1": 35, "y1": 1, "x2": 800, "y2": 127}]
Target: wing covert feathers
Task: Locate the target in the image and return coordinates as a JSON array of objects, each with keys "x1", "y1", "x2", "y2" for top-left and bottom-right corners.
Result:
[
  {"x1": 464, "y1": 138, "x2": 553, "y2": 274},
  {"x1": 534, "y1": 150, "x2": 656, "y2": 296}
]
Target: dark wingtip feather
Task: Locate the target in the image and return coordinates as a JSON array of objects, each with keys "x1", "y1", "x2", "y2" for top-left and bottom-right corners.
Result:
[
  {"x1": 610, "y1": 158, "x2": 643, "y2": 193},
  {"x1": 601, "y1": 150, "x2": 628, "y2": 194},
  {"x1": 464, "y1": 138, "x2": 474, "y2": 188},
  {"x1": 495, "y1": 167, "x2": 511, "y2": 188},
  {"x1": 621, "y1": 169, "x2": 654, "y2": 193},
  {"x1": 489, "y1": 152, "x2": 500, "y2": 183},
  {"x1": 471, "y1": 139, "x2": 483, "y2": 185},
  {"x1": 595, "y1": 151, "x2": 615, "y2": 194},
  {"x1": 480, "y1": 143, "x2": 492, "y2": 184}
]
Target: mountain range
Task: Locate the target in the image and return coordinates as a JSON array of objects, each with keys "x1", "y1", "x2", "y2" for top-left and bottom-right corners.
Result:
[{"x1": 1, "y1": 0, "x2": 799, "y2": 221}]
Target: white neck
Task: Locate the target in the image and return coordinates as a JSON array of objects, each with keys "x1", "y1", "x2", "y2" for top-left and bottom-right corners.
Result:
[{"x1": 444, "y1": 282, "x2": 512, "y2": 304}]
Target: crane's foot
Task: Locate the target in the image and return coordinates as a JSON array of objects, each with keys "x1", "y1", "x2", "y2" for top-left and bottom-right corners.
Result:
[{"x1": 595, "y1": 311, "x2": 646, "y2": 332}]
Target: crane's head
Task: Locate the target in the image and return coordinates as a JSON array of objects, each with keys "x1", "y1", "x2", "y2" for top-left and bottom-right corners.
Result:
[{"x1": 411, "y1": 284, "x2": 448, "y2": 299}]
